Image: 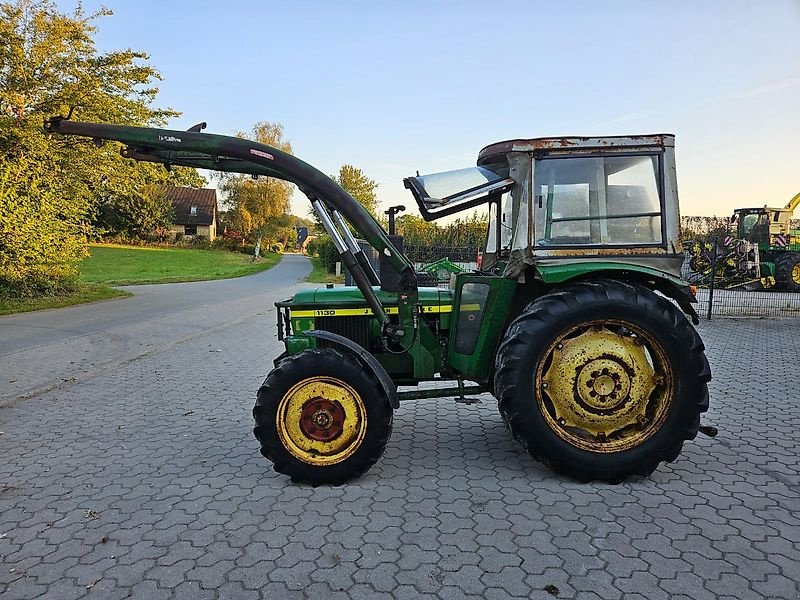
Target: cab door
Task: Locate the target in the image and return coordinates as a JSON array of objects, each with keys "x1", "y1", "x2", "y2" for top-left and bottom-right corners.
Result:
[{"x1": 446, "y1": 274, "x2": 516, "y2": 381}]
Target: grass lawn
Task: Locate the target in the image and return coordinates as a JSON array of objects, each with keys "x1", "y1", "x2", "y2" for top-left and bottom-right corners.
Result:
[
  {"x1": 81, "y1": 244, "x2": 280, "y2": 286},
  {"x1": 305, "y1": 256, "x2": 344, "y2": 284},
  {"x1": 0, "y1": 284, "x2": 131, "y2": 316}
]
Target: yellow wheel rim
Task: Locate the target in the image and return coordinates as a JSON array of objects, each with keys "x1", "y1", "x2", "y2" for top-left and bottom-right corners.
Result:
[
  {"x1": 536, "y1": 321, "x2": 674, "y2": 453},
  {"x1": 792, "y1": 262, "x2": 800, "y2": 284},
  {"x1": 276, "y1": 376, "x2": 367, "y2": 466}
]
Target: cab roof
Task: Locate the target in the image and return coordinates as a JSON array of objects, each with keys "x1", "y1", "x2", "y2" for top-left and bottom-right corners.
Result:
[{"x1": 478, "y1": 134, "x2": 675, "y2": 165}]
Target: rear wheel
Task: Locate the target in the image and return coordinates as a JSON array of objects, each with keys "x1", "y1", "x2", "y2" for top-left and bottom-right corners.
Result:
[
  {"x1": 775, "y1": 253, "x2": 800, "y2": 292},
  {"x1": 254, "y1": 348, "x2": 393, "y2": 485},
  {"x1": 494, "y1": 281, "x2": 710, "y2": 483}
]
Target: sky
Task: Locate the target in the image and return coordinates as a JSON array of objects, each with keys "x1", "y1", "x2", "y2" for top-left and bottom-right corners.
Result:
[{"x1": 62, "y1": 0, "x2": 800, "y2": 219}]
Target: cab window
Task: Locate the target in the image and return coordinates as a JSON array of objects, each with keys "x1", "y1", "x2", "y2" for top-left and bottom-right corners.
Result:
[{"x1": 534, "y1": 154, "x2": 663, "y2": 247}]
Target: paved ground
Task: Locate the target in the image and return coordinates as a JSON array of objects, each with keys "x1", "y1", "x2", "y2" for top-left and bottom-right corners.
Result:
[{"x1": 1, "y1": 265, "x2": 799, "y2": 599}]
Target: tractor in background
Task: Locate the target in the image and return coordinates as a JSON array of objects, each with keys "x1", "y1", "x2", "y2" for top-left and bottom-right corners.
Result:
[{"x1": 730, "y1": 192, "x2": 800, "y2": 291}]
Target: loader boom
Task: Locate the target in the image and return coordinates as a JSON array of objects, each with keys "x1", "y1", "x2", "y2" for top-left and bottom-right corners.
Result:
[{"x1": 45, "y1": 117, "x2": 419, "y2": 341}]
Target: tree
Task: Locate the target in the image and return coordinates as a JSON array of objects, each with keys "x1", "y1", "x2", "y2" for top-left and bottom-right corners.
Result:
[
  {"x1": 220, "y1": 121, "x2": 293, "y2": 256},
  {"x1": 0, "y1": 157, "x2": 87, "y2": 296},
  {"x1": 335, "y1": 165, "x2": 378, "y2": 216},
  {"x1": 0, "y1": 0, "x2": 203, "y2": 295},
  {"x1": 94, "y1": 184, "x2": 174, "y2": 238},
  {"x1": 312, "y1": 164, "x2": 379, "y2": 233}
]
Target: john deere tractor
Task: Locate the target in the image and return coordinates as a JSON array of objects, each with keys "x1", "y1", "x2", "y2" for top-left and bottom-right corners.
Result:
[
  {"x1": 730, "y1": 192, "x2": 800, "y2": 291},
  {"x1": 47, "y1": 119, "x2": 711, "y2": 484}
]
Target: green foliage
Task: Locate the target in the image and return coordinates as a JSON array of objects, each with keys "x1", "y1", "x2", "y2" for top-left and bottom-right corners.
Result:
[
  {"x1": 397, "y1": 213, "x2": 488, "y2": 249},
  {"x1": 189, "y1": 235, "x2": 211, "y2": 249},
  {"x1": 334, "y1": 165, "x2": 378, "y2": 217},
  {"x1": 220, "y1": 121, "x2": 293, "y2": 244},
  {"x1": 0, "y1": 158, "x2": 87, "y2": 296},
  {"x1": 307, "y1": 235, "x2": 340, "y2": 273},
  {"x1": 680, "y1": 215, "x2": 733, "y2": 245},
  {"x1": 0, "y1": 0, "x2": 205, "y2": 294},
  {"x1": 94, "y1": 185, "x2": 174, "y2": 237},
  {"x1": 312, "y1": 164, "x2": 379, "y2": 233}
]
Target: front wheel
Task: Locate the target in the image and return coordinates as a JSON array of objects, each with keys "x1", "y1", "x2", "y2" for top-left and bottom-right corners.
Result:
[
  {"x1": 494, "y1": 281, "x2": 711, "y2": 483},
  {"x1": 254, "y1": 348, "x2": 393, "y2": 485},
  {"x1": 775, "y1": 253, "x2": 800, "y2": 292}
]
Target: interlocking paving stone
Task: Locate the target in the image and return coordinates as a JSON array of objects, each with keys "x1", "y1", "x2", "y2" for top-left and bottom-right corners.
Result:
[{"x1": 1, "y1": 312, "x2": 799, "y2": 599}]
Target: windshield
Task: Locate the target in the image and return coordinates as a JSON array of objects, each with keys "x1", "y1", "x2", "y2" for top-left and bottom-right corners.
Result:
[
  {"x1": 414, "y1": 165, "x2": 507, "y2": 200},
  {"x1": 533, "y1": 154, "x2": 663, "y2": 247},
  {"x1": 740, "y1": 212, "x2": 769, "y2": 243},
  {"x1": 404, "y1": 163, "x2": 512, "y2": 221}
]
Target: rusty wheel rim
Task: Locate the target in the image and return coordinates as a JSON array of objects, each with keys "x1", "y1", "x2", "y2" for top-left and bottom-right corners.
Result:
[
  {"x1": 276, "y1": 376, "x2": 367, "y2": 466},
  {"x1": 536, "y1": 320, "x2": 674, "y2": 453}
]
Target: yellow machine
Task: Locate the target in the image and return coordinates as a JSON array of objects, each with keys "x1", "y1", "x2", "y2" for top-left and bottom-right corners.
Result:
[{"x1": 731, "y1": 192, "x2": 800, "y2": 291}]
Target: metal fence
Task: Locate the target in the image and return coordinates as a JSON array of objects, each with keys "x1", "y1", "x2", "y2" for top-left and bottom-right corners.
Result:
[
  {"x1": 344, "y1": 243, "x2": 478, "y2": 287},
  {"x1": 682, "y1": 252, "x2": 800, "y2": 318},
  {"x1": 404, "y1": 245, "x2": 478, "y2": 264},
  {"x1": 346, "y1": 242, "x2": 800, "y2": 318},
  {"x1": 693, "y1": 288, "x2": 800, "y2": 319}
]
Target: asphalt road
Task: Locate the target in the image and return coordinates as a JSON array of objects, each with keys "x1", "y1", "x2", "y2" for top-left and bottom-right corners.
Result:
[{"x1": 0, "y1": 253, "x2": 311, "y2": 404}]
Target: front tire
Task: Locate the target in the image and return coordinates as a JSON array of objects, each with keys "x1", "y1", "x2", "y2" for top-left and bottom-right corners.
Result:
[
  {"x1": 254, "y1": 348, "x2": 393, "y2": 485},
  {"x1": 494, "y1": 281, "x2": 711, "y2": 483}
]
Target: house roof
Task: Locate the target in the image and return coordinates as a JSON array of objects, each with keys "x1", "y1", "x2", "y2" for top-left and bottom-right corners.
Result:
[{"x1": 162, "y1": 186, "x2": 217, "y2": 226}]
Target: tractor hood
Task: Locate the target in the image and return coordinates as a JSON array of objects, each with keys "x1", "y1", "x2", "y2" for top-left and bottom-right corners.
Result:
[{"x1": 289, "y1": 286, "x2": 450, "y2": 312}]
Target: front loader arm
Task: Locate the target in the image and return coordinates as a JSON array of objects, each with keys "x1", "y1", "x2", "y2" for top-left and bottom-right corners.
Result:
[{"x1": 45, "y1": 117, "x2": 420, "y2": 341}]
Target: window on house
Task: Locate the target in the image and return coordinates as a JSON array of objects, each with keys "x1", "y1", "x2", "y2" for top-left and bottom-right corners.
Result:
[
  {"x1": 184, "y1": 225, "x2": 197, "y2": 236},
  {"x1": 190, "y1": 206, "x2": 197, "y2": 216}
]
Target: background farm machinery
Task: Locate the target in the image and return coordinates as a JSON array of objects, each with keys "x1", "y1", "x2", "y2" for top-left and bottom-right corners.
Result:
[{"x1": 686, "y1": 192, "x2": 800, "y2": 291}]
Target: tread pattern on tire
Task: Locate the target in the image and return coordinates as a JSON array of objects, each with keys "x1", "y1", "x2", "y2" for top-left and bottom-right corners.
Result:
[
  {"x1": 253, "y1": 348, "x2": 393, "y2": 485},
  {"x1": 775, "y1": 253, "x2": 800, "y2": 292},
  {"x1": 494, "y1": 280, "x2": 711, "y2": 483}
]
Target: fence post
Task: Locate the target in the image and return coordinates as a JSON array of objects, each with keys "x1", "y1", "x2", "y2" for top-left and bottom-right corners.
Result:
[{"x1": 706, "y1": 238, "x2": 718, "y2": 321}]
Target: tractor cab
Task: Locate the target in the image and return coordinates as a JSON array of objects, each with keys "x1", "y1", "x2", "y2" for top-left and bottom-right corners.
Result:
[
  {"x1": 405, "y1": 135, "x2": 685, "y2": 281},
  {"x1": 732, "y1": 208, "x2": 771, "y2": 247}
]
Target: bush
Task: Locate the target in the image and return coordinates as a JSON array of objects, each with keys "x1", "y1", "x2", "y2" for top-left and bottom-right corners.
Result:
[
  {"x1": 190, "y1": 235, "x2": 211, "y2": 249},
  {"x1": 306, "y1": 237, "x2": 320, "y2": 257},
  {"x1": 0, "y1": 274, "x2": 79, "y2": 299},
  {"x1": 0, "y1": 160, "x2": 88, "y2": 298},
  {"x1": 211, "y1": 237, "x2": 240, "y2": 251},
  {"x1": 240, "y1": 244, "x2": 257, "y2": 256},
  {"x1": 269, "y1": 242, "x2": 284, "y2": 253},
  {"x1": 309, "y1": 235, "x2": 340, "y2": 273}
]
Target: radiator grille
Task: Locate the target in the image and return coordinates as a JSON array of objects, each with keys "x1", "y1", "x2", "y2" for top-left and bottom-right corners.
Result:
[{"x1": 315, "y1": 316, "x2": 371, "y2": 350}]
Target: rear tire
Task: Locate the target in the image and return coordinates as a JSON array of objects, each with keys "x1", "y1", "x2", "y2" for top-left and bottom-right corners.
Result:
[
  {"x1": 775, "y1": 253, "x2": 800, "y2": 292},
  {"x1": 494, "y1": 280, "x2": 710, "y2": 483},
  {"x1": 254, "y1": 348, "x2": 393, "y2": 485}
]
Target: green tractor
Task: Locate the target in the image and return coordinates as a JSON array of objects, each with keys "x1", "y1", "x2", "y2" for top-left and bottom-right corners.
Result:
[
  {"x1": 730, "y1": 192, "x2": 800, "y2": 291},
  {"x1": 48, "y1": 119, "x2": 711, "y2": 484}
]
